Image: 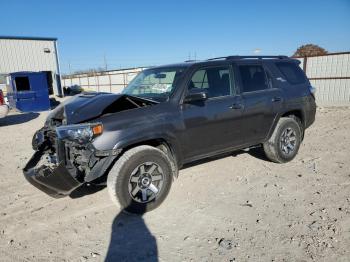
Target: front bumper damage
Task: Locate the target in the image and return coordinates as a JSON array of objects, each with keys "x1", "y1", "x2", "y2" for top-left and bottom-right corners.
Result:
[
  {"x1": 23, "y1": 126, "x2": 118, "y2": 198},
  {"x1": 23, "y1": 150, "x2": 81, "y2": 198}
]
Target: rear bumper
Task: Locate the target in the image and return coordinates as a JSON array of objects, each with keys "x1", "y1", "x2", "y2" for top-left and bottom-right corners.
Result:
[
  {"x1": 23, "y1": 150, "x2": 82, "y2": 198},
  {"x1": 0, "y1": 105, "x2": 9, "y2": 118}
]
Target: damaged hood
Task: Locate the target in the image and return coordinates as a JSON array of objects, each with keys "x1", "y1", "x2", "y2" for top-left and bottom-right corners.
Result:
[{"x1": 47, "y1": 92, "x2": 123, "y2": 124}]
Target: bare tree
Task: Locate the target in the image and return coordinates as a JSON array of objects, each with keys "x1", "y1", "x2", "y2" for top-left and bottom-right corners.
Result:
[{"x1": 293, "y1": 44, "x2": 328, "y2": 57}]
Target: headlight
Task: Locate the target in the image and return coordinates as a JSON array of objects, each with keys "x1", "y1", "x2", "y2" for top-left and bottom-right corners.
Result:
[{"x1": 56, "y1": 123, "x2": 103, "y2": 143}]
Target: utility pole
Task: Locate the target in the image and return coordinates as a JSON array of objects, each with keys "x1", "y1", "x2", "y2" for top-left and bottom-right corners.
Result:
[
  {"x1": 68, "y1": 61, "x2": 73, "y2": 87},
  {"x1": 68, "y1": 61, "x2": 72, "y2": 75},
  {"x1": 103, "y1": 54, "x2": 108, "y2": 71}
]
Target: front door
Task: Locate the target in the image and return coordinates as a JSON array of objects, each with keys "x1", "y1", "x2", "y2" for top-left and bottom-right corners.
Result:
[{"x1": 180, "y1": 65, "x2": 245, "y2": 161}]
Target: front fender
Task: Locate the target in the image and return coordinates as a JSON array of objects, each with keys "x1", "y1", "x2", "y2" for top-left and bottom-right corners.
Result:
[{"x1": 113, "y1": 131, "x2": 183, "y2": 166}]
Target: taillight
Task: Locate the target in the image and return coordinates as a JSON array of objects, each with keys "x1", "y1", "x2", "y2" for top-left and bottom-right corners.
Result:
[
  {"x1": 309, "y1": 86, "x2": 316, "y2": 99},
  {"x1": 0, "y1": 90, "x2": 4, "y2": 105}
]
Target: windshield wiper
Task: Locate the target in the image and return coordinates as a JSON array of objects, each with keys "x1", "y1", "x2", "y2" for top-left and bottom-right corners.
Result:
[{"x1": 124, "y1": 94, "x2": 160, "y2": 104}]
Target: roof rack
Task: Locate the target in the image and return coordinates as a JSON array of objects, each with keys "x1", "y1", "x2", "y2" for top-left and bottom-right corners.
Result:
[{"x1": 207, "y1": 55, "x2": 289, "y2": 61}]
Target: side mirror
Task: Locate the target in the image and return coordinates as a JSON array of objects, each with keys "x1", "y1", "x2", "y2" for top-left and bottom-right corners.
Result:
[{"x1": 184, "y1": 89, "x2": 208, "y2": 103}]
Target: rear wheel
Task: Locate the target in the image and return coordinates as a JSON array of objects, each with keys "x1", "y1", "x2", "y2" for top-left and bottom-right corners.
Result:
[
  {"x1": 107, "y1": 145, "x2": 173, "y2": 214},
  {"x1": 263, "y1": 117, "x2": 303, "y2": 163}
]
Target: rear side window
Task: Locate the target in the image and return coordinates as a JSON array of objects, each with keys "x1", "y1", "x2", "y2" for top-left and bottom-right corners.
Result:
[
  {"x1": 276, "y1": 62, "x2": 306, "y2": 85},
  {"x1": 238, "y1": 65, "x2": 268, "y2": 92}
]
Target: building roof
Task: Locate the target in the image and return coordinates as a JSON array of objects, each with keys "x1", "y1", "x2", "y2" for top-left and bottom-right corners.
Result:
[{"x1": 0, "y1": 36, "x2": 57, "y2": 41}]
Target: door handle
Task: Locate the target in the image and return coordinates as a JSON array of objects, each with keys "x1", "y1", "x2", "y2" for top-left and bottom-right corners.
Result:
[
  {"x1": 272, "y1": 96, "x2": 282, "y2": 102},
  {"x1": 229, "y1": 103, "x2": 243, "y2": 109}
]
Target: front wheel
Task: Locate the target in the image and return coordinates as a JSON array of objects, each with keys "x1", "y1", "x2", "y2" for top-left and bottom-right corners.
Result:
[
  {"x1": 263, "y1": 117, "x2": 303, "y2": 163},
  {"x1": 107, "y1": 145, "x2": 173, "y2": 214}
]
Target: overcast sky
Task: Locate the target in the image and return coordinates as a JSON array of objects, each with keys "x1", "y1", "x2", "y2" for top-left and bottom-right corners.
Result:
[{"x1": 1, "y1": 0, "x2": 349, "y2": 73}]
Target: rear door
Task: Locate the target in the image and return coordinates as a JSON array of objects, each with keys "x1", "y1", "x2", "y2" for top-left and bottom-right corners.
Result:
[{"x1": 235, "y1": 61, "x2": 283, "y2": 144}]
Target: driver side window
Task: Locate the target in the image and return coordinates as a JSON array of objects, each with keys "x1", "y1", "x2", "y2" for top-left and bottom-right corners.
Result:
[{"x1": 188, "y1": 66, "x2": 232, "y2": 98}]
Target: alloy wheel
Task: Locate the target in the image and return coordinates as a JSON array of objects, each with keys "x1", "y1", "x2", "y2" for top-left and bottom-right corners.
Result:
[
  {"x1": 128, "y1": 162, "x2": 164, "y2": 203},
  {"x1": 280, "y1": 127, "x2": 297, "y2": 154}
]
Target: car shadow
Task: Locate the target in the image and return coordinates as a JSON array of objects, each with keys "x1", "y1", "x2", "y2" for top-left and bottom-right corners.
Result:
[
  {"x1": 69, "y1": 184, "x2": 105, "y2": 199},
  {"x1": 0, "y1": 112, "x2": 40, "y2": 126},
  {"x1": 246, "y1": 147, "x2": 270, "y2": 161},
  {"x1": 105, "y1": 205, "x2": 158, "y2": 262},
  {"x1": 182, "y1": 147, "x2": 270, "y2": 170}
]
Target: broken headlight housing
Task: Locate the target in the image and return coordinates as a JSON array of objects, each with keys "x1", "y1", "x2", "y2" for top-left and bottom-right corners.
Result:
[{"x1": 56, "y1": 123, "x2": 103, "y2": 143}]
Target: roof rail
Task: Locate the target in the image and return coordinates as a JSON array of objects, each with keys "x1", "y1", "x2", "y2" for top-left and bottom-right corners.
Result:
[
  {"x1": 206, "y1": 56, "x2": 228, "y2": 61},
  {"x1": 207, "y1": 55, "x2": 289, "y2": 61},
  {"x1": 226, "y1": 55, "x2": 288, "y2": 60}
]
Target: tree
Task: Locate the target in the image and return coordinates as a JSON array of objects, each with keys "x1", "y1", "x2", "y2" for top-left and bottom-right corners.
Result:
[{"x1": 293, "y1": 44, "x2": 328, "y2": 57}]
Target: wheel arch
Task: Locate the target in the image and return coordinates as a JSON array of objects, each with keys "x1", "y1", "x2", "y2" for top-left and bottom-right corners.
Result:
[
  {"x1": 123, "y1": 138, "x2": 179, "y2": 163},
  {"x1": 115, "y1": 136, "x2": 181, "y2": 178},
  {"x1": 281, "y1": 109, "x2": 305, "y2": 127},
  {"x1": 266, "y1": 109, "x2": 305, "y2": 142}
]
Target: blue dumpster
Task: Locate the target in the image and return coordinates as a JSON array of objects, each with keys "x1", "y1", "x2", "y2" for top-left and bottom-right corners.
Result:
[{"x1": 7, "y1": 72, "x2": 50, "y2": 112}]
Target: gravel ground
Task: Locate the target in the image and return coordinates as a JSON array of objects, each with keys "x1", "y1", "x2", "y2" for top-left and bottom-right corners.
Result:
[{"x1": 0, "y1": 107, "x2": 349, "y2": 262}]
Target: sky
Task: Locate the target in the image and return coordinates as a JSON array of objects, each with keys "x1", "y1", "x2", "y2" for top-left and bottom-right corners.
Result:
[{"x1": 1, "y1": 0, "x2": 349, "y2": 73}]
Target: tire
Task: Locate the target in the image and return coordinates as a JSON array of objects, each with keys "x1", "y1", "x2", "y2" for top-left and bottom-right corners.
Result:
[
  {"x1": 263, "y1": 116, "x2": 303, "y2": 163},
  {"x1": 107, "y1": 145, "x2": 173, "y2": 214}
]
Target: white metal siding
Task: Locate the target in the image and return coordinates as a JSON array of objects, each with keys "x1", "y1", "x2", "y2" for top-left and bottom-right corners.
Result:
[
  {"x1": 0, "y1": 39, "x2": 57, "y2": 72},
  {"x1": 310, "y1": 79, "x2": 350, "y2": 106},
  {"x1": 297, "y1": 53, "x2": 350, "y2": 106},
  {"x1": 305, "y1": 54, "x2": 350, "y2": 78},
  {"x1": 0, "y1": 38, "x2": 60, "y2": 95}
]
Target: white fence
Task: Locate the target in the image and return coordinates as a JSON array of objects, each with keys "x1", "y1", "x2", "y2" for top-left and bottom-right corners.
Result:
[
  {"x1": 62, "y1": 52, "x2": 350, "y2": 106},
  {"x1": 62, "y1": 67, "x2": 146, "y2": 94},
  {"x1": 297, "y1": 52, "x2": 350, "y2": 106}
]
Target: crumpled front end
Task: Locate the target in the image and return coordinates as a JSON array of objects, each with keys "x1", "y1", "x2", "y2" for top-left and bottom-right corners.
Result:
[
  {"x1": 23, "y1": 106, "x2": 116, "y2": 197},
  {"x1": 24, "y1": 124, "x2": 118, "y2": 197},
  {"x1": 23, "y1": 92, "x2": 155, "y2": 197},
  {"x1": 23, "y1": 149, "x2": 81, "y2": 198}
]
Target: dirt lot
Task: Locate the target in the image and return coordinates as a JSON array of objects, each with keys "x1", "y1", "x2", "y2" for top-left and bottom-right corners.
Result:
[{"x1": 0, "y1": 107, "x2": 349, "y2": 262}]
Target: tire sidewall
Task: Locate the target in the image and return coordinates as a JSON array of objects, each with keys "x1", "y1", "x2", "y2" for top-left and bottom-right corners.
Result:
[
  {"x1": 275, "y1": 119, "x2": 302, "y2": 162},
  {"x1": 110, "y1": 148, "x2": 173, "y2": 214}
]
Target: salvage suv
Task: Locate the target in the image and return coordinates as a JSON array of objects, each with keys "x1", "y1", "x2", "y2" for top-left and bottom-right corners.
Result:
[{"x1": 24, "y1": 56, "x2": 316, "y2": 214}]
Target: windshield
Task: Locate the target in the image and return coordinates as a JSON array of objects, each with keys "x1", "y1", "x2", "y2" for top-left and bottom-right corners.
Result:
[{"x1": 122, "y1": 67, "x2": 186, "y2": 102}]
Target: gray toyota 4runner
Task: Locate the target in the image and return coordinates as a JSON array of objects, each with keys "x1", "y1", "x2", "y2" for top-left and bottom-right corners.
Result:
[{"x1": 24, "y1": 55, "x2": 316, "y2": 214}]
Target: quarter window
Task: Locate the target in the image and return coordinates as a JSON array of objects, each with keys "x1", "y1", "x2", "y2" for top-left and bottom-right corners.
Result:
[
  {"x1": 276, "y1": 62, "x2": 306, "y2": 84},
  {"x1": 188, "y1": 67, "x2": 232, "y2": 98},
  {"x1": 239, "y1": 65, "x2": 268, "y2": 92}
]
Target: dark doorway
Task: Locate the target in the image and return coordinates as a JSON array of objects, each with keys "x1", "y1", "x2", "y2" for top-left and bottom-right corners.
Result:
[
  {"x1": 15, "y1": 76, "x2": 30, "y2": 91},
  {"x1": 44, "y1": 71, "x2": 54, "y2": 95}
]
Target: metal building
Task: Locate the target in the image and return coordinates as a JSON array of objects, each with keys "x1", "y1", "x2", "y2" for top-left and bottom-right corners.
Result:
[{"x1": 0, "y1": 36, "x2": 62, "y2": 96}]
